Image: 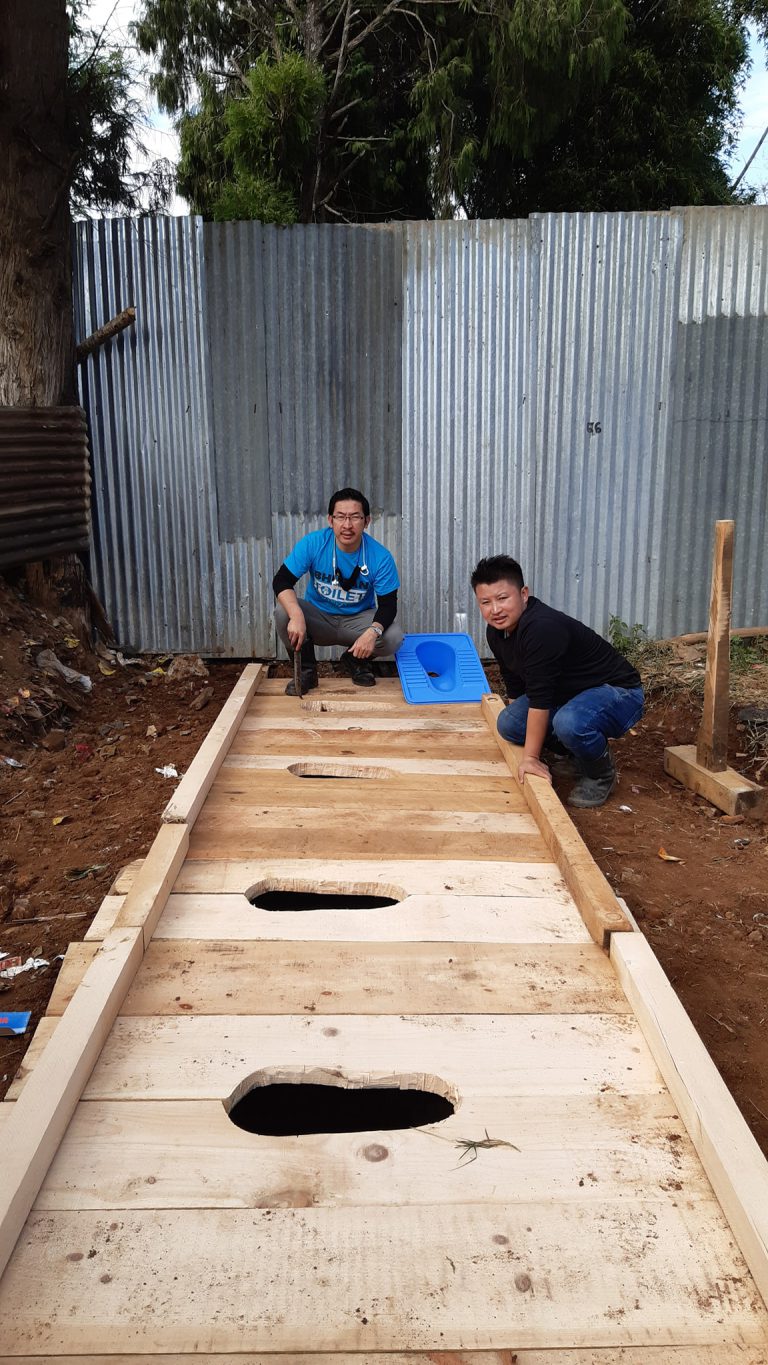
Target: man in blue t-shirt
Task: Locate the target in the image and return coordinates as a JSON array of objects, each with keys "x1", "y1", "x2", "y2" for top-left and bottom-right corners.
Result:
[{"x1": 273, "y1": 487, "x2": 403, "y2": 694}]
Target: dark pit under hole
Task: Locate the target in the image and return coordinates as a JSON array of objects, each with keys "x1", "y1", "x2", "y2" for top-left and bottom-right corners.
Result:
[
  {"x1": 249, "y1": 889, "x2": 400, "y2": 911},
  {"x1": 228, "y1": 1082, "x2": 455, "y2": 1135}
]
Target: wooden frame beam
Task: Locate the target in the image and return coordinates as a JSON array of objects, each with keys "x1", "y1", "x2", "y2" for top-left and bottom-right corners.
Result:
[
  {"x1": 481, "y1": 695, "x2": 631, "y2": 948},
  {"x1": 163, "y1": 663, "x2": 264, "y2": 826},
  {"x1": 611, "y1": 929, "x2": 768, "y2": 1311}
]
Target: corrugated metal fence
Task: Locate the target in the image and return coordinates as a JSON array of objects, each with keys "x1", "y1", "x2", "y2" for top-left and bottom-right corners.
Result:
[{"x1": 73, "y1": 209, "x2": 768, "y2": 656}]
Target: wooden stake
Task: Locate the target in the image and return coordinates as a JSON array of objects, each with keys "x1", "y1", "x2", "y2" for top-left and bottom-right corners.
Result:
[{"x1": 696, "y1": 519, "x2": 734, "y2": 772}]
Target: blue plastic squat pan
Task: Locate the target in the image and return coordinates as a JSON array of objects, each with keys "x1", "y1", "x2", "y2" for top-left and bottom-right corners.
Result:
[{"x1": 395, "y1": 633, "x2": 490, "y2": 705}]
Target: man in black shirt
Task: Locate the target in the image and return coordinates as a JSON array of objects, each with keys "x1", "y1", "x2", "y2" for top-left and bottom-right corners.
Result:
[{"x1": 472, "y1": 555, "x2": 643, "y2": 808}]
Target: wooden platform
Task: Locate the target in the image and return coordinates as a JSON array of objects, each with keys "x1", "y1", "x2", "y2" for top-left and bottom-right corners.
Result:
[{"x1": 1, "y1": 666, "x2": 768, "y2": 1362}]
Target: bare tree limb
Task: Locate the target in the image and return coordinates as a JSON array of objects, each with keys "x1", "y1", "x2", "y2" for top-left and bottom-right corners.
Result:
[{"x1": 76, "y1": 306, "x2": 136, "y2": 362}]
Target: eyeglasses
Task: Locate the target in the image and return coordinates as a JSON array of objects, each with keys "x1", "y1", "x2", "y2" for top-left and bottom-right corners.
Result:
[{"x1": 331, "y1": 513, "x2": 365, "y2": 523}]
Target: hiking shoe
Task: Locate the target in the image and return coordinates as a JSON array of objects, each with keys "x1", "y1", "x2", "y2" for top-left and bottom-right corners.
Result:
[
  {"x1": 567, "y1": 748, "x2": 617, "y2": 809},
  {"x1": 285, "y1": 669, "x2": 318, "y2": 696},
  {"x1": 339, "y1": 650, "x2": 376, "y2": 687}
]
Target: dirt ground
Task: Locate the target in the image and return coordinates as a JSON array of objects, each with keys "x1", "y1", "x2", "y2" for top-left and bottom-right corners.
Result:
[{"x1": 2, "y1": 575, "x2": 768, "y2": 1160}]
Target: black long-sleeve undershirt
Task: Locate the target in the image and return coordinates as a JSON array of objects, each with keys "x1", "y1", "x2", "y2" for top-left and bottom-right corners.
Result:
[{"x1": 272, "y1": 562, "x2": 398, "y2": 631}]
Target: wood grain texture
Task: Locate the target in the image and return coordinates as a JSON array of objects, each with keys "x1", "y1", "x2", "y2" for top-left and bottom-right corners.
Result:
[
  {"x1": 117, "y1": 941, "x2": 630, "y2": 1017},
  {"x1": 697, "y1": 519, "x2": 734, "y2": 772},
  {"x1": 171, "y1": 858, "x2": 568, "y2": 899},
  {"x1": 186, "y1": 810, "x2": 549, "y2": 863},
  {"x1": 0, "y1": 1203, "x2": 763, "y2": 1354},
  {"x1": 0, "y1": 929, "x2": 143, "y2": 1280},
  {"x1": 163, "y1": 664, "x2": 265, "y2": 824},
  {"x1": 230, "y1": 728, "x2": 500, "y2": 760},
  {"x1": 33, "y1": 1092, "x2": 708, "y2": 1211},
  {"x1": 155, "y1": 891, "x2": 587, "y2": 944},
  {"x1": 2, "y1": 1351, "x2": 765, "y2": 1365},
  {"x1": 242, "y1": 713, "x2": 488, "y2": 732},
  {"x1": 77, "y1": 1013, "x2": 663, "y2": 1102},
  {"x1": 612, "y1": 929, "x2": 768, "y2": 1312},
  {"x1": 83, "y1": 894, "x2": 124, "y2": 941},
  {"x1": 664, "y1": 745, "x2": 767, "y2": 817},
  {"x1": 224, "y1": 753, "x2": 507, "y2": 776},
  {"x1": 481, "y1": 695, "x2": 632, "y2": 947},
  {"x1": 206, "y1": 770, "x2": 528, "y2": 813},
  {"x1": 113, "y1": 823, "x2": 189, "y2": 947}
]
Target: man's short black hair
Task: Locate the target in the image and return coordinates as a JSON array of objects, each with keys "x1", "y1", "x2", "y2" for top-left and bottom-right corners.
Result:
[
  {"x1": 328, "y1": 487, "x2": 370, "y2": 517},
  {"x1": 471, "y1": 555, "x2": 525, "y2": 591}
]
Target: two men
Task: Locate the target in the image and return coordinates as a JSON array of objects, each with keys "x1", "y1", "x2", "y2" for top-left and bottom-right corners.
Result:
[
  {"x1": 273, "y1": 488, "x2": 403, "y2": 695},
  {"x1": 273, "y1": 501, "x2": 642, "y2": 808},
  {"x1": 472, "y1": 555, "x2": 643, "y2": 808}
]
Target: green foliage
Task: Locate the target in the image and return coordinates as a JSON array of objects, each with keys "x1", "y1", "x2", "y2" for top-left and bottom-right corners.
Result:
[
  {"x1": 730, "y1": 635, "x2": 768, "y2": 673},
  {"x1": 68, "y1": 0, "x2": 172, "y2": 214},
  {"x1": 134, "y1": 0, "x2": 762, "y2": 222},
  {"x1": 607, "y1": 615, "x2": 650, "y2": 664},
  {"x1": 209, "y1": 53, "x2": 326, "y2": 222}
]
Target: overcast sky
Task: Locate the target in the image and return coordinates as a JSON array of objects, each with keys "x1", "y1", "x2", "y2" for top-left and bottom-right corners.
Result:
[{"x1": 90, "y1": 0, "x2": 768, "y2": 213}]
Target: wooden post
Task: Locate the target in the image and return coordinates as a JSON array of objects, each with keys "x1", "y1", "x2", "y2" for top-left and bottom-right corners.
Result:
[{"x1": 696, "y1": 520, "x2": 734, "y2": 772}]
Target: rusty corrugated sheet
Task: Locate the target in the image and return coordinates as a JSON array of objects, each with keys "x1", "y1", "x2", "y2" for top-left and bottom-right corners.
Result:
[{"x1": 0, "y1": 407, "x2": 91, "y2": 569}]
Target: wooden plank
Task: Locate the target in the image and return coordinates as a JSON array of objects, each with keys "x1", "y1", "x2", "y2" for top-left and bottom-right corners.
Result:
[
  {"x1": 3, "y1": 1018, "x2": 57, "y2": 1099},
  {"x1": 186, "y1": 813, "x2": 550, "y2": 863},
  {"x1": 156, "y1": 891, "x2": 587, "y2": 944},
  {"x1": 0, "y1": 928, "x2": 144, "y2": 1281},
  {"x1": 207, "y1": 769, "x2": 528, "y2": 813},
  {"x1": 163, "y1": 663, "x2": 264, "y2": 824},
  {"x1": 0, "y1": 1202, "x2": 764, "y2": 1354},
  {"x1": 481, "y1": 695, "x2": 631, "y2": 947},
  {"x1": 33, "y1": 1092, "x2": 708, "y2": 1210},
  {"x1": 108, "y1": 857, "x2": 143, "y2": 895},
  {"x1": 47, "y1": 943, "x2": 99, "y2": 1015},
  {"x1": 3, "y1": 1350, "x2": 765, "y2": 1365},
  {"x1": 258, "y1": 676, "x2": 406, "y2": 696},
  {"x1": 191, "y1": 808, "x2": 537, "y2": 835},
  {"x1": 230, "y1": 728, "x2": 500, "y2": 759},
  {"x1": 255, "y1": 696, "x2": 483, "y2": 720},
  {"x1": 697, "y1": 519, "x2": 734, "y2": 771},
  {"x1": 611, "y1": 929, "x2": 768, "y2": 1312},
  {"x1": 172, "y1": 858, "x2": 568, "y2": 899},
  {"x1": 113, "y1": 822, "x2": 190, "y2": 948},
  {"x1": 84, "y1": 894, "x2": 124, "y2": 941},
  {"x1": 664, "y1": 744, "x2": 767, "y2": 818},
  {"x1": 224, "y1": 753, "x2": 507, "y2": 776},
  {"x1": 242, "y1": 713, "x2": 487, "y2": 733},
  {"x1": 78, "y1": 1013, "x2": 663, "y2": 1101},
  {"x1": 117, "y1": 941, "x2": 629, "y2": 1017}
]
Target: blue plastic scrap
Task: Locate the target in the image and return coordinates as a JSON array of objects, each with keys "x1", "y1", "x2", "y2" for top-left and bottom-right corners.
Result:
[
  {"x1": 395, "y1": 633, "x2": 489, "y2": 705},
  {"x1": 0, "y1": 1011, "x2": 31, "y2": 1037}
]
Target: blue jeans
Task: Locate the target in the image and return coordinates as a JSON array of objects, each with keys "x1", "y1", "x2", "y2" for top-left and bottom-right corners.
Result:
[{"x1": 497, "y1": 685, "x2": 644, "y2": 761}]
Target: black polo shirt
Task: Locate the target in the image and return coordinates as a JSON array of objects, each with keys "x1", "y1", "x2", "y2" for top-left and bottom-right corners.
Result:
[{"x1": 487, "y1": 596, "x2": 641, "y2": 710}]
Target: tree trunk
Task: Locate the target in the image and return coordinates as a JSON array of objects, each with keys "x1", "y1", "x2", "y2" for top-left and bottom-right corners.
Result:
[
  {"x1": 0, "y1": 2, "x2": 105, "y2": 645},
  {"x1": 0, "y1": 0, "x2": 73, "y2": 407}
]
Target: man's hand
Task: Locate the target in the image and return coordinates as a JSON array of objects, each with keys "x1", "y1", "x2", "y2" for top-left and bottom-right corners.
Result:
[
  {"x1": 286, "y1": 611, "x2": 306, "y2": 651},
  {"x1": 350, "y1": 627, "x2": 378, "y2": 660},
  {"x1": 517, "y1": 754, "x2": 553, "y2": 786}
]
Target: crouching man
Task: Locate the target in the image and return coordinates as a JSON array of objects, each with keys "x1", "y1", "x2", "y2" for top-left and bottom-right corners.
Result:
[
  {"x1": 472, "y1": 555, "x2": 644, "y2": 808},
  {"x1": 273, "y1": 487, "x2": 404, "y2": 694}
]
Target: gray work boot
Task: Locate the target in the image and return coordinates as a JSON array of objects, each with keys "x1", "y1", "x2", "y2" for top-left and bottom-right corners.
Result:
[
  {"x1": 285, "y1": 639, "x2": 319, "y2": 696},
  {"x1": 567, "y1": 747, "x2": 617, "y2": 809}
]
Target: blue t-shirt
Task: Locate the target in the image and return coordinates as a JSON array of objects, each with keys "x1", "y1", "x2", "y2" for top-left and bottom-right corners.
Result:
[{"x1": 284, "y1": 529, "x2": 399, "y2": 615}]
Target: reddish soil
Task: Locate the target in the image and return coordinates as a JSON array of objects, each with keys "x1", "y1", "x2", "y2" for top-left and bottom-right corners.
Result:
[{"x1": 2, "y1": 575, "x2": 768, "y2": 1160}]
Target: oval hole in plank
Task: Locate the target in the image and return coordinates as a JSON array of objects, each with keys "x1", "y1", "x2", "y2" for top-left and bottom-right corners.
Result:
[
  {"x1": 287, "y1": 761, "x2": 393, "y2": 779},
  {"x1": 225, "y1": 1069, "x2": 457, "y2": 1135},
  {"x1": 246, "y1": 879, "x2": 404, "y2": 911}
]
